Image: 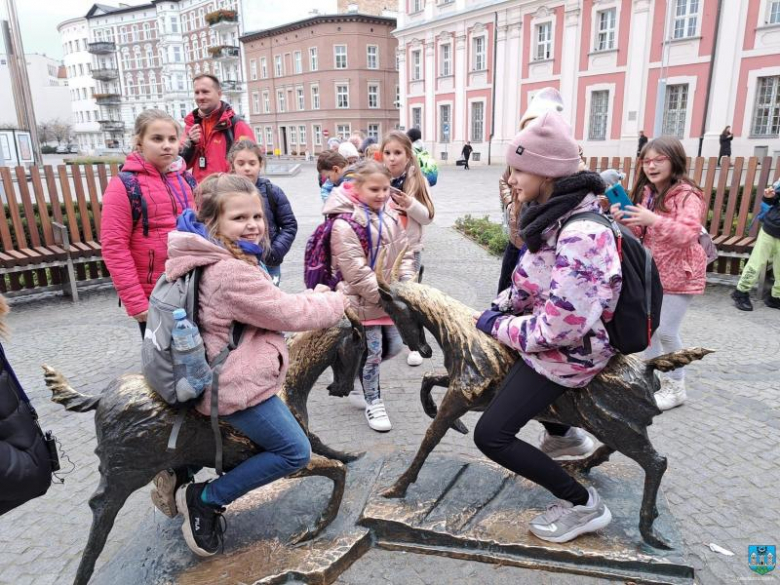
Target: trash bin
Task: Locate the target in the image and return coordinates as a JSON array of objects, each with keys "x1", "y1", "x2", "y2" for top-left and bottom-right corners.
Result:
[
  {"x1": 440, "y1": 151, "x2": 448, "y2": 161},
  {"x1": 472, "y1": 152, "x2": 481, "y2": 162},
  {"x1": 754, "y1": 145, "x2": 769, "y2": 158}
]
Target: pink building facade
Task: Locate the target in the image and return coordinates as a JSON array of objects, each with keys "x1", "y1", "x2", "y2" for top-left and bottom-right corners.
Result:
[
  {"x1": 395, "y1": 0, "x2": 780, "y2": 165},
  {"x1": 241, "y1": 14, "x2": 400, "y2": 155}
]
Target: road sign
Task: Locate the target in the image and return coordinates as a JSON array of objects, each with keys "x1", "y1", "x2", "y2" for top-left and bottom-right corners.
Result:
[
  {"x1": 323, "y1": 129, "x2": 330, "y2": 137},
  {"x1": 443, "y1": 123, "x2": 450, "y2": 134}
]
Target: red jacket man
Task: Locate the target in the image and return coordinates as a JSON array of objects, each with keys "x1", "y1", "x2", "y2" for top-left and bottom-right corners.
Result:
[{"x1": 180, "y1": 74, "x2": 255, "y2": 182}]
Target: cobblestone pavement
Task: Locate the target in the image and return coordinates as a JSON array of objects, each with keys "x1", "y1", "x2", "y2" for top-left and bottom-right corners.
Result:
[{"x1": 1, "y1": 165, "x2": 778, "y2": 585}]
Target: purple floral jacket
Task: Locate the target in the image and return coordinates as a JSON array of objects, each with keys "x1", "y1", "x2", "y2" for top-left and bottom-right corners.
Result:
[{"x1": 480, "y1": 195, "x2": 622, "y2": 388}]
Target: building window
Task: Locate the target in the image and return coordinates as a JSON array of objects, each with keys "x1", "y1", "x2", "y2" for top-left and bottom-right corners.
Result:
[
  {"x1": 535, "y1": 22, "x2": 552, "y2": 61},
  {"x1": 337, "y1": 124, "x2": 351, "y2": 140},
  {"x1": 261, "y1": 57, "x2": 268, "y2": 78},
  {"x1": 252, "y1": 91, "x2": 260, "y2": 114},
  {"x1": 275, "y1": 55, "x2": 283, "y2": 77},
  {"x1": 439, "y1": 104, "x2": 451, "y2": 142},
  {"x1": 588, "y1": 90, "x2": 609, "y2": 140},
  {"x1": 440, "y1": 43, "x2": 451, "y2": 76},
  {"x1": 368, "y1": 84, "x2": 379, "y2": 108},
  {"x1": 311, "y1": 85, "x2": 320, "y2": 109},
  {"x1": 263, "y1": 91, "x2": 270, "y2": 113},
  {"x1": 265, "y1": 127, "x2": 274, "y2": 149},
  {"x1": 368, "y1": 124, "x2": 380, "y2": 140},
  {"x1": 411, "y1": 106, "x2": 422, "y2": 129},
  {"x1": 672, "y1": 0, "x2": 699, "y2": 39},
  {"x1": 470, "y1": 102, "x2": 484, "y2": 142},
  {"x1": 296, "y1": 87, "x2": 305, "y2": 110},
  {"x1": 596, "y1": 9, "x2": 616, "y2": 51},
  {"x1": 309, "y1": 47, "x2": 318, "y2": 71},
  {"x1": 472, "y1": 36, "x2": 486, "y2": 71},
  {"x1": 412, "y1": 0, "x2": 424, "y2": 13},
  {"x1": 250, "y1": 59, "x2": 258, "y2": 80},
  {"x1": 411, "y1": 49, "x2": 422, "y2": 80},
  {"x1": 299, "y1": 125, "x2": 307, "y2": 145},
  {"x1": 173, "y1": 46, "x2": 182, "y2": 63},
  {"x1": 367, "y1": 45, "x2": 379, "y2": 69},
  {"x1": 290, "y1": 126, "x2": 297, "y2": 145},
  {"x1": 335, "y1": 45, "x2": 348, "y2": 69},
  {"x1": 662, "y1": 84, "x2": 689, "y2": 138},
  {"x1": 294, "y1": 51, "x2": 302, "y2": 74},
  {"x1": 336, "y1": 84, "x2": 350, "y2": 108},
  {"x1": 751, "y1": 76, "x2": 780, "y2": 137},
  {"x1": 313, "y1": 124, "x2": 322, "y2": 146},
  {"x1": 395, "y1": 85, "x2": 400, "y2": 108},
  {"x1": 770, "y1": 1, "x2": 780, "y2": 24},
  {"x1": 277, "y1": 89, "x2": 286, "y2": 112}
]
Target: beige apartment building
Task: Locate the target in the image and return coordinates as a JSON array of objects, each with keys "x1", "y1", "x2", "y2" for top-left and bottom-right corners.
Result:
[{"x1": 241, "y1": 13, "x2": 399, "y2": 155}]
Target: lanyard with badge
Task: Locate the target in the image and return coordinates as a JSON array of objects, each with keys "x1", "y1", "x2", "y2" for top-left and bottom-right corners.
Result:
[{"x1": 364, "y1": 205, "x2": 384, "y2": 269}]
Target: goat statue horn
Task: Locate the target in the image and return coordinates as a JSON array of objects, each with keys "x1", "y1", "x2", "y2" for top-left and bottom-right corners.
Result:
[
  {"x1": 375, "y1": 247, "x2": 389, "y2": 289},
  {"x1": 390, "y1": 244, "x2": 408, "y2": 283}
]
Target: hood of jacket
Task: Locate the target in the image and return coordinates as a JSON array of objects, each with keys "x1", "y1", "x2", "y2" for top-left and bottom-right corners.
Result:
[
  {"x1": 165, "y1": 231, "x2": 236, "y2": 281},
  {"x1": 321, "y1": 182, "x2": 400, "y2": 225},
  {"x1": 121, "y1": 151, "x2": 188, "y2": 178}
]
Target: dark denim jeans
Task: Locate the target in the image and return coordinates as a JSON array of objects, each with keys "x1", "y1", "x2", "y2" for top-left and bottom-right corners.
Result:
[{"x1": 206, "y1": 395, "x2": 311, "y2": 507}]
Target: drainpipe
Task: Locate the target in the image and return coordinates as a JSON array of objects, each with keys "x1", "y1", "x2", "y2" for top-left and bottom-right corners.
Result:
[
  {"x1": 698, "y1": 0, "x2": 723, "y2": 156},
  {"x1": 487, "y1": 11, "x2": 498, "y2": 165}
]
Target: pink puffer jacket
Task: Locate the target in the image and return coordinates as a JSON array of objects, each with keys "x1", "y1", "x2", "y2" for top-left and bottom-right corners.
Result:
[
  {"x1": 632, "y1": 183, "x2": 707, "y2": 295},
  {"x1": 101, "y1": 153, "x2": 196, "y2": 317}
]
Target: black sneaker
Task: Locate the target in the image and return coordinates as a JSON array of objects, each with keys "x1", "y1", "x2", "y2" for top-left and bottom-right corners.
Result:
[
  {"x1": 176, "y1": 482, "x2": 226, "y2": 557},
  {"x1": 764, "y1": 295, "x2": 780, "y2": 309},
  {"x1": 731, "y1": 289, "x2": 753, "y2": 311}
]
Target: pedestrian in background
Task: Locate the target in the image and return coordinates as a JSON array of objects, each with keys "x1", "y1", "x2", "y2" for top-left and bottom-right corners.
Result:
[
  {"x1": 461, "y1": 141, "x2": 473, "y2": 170},
  {"x1": 718, "y1": 126, "x2": 733, "y2": 162},
  {"x1": 637, "y1": 130, "x2": 648, "y2": 156}
]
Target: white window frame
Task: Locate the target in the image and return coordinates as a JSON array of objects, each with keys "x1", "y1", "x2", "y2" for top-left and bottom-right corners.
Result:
[
  {"x1": 440, "y1": 43, "x2": 452, "y2": 76},
  {"x1": 299, "y1": 125, "x2": 307, "y2": 146},
  {"x1": 595, "y1": 8, "x2": 617, "y2": 52},
  {"x1": 534, "y1": 21, "x2": 553, "y2": 61},
  {"x1": 313, "y1": 124, "x2": 322, "y2": 146},
  {"x1": 296, "y1": 86, "x2": 305, "y2": 110},
  {"x1": 336, "y1": 83, "x2": 350, "y2": 109},
  {"x1": 260, "y1": 57, "x2": 268, "y2": 79},
  {"x1": 274, "y1": 55, "x2": 283, "y2": 77},
  {"x1": 751, "y1": 75, "x2": 780, "y2": 137},
  {"x1": 582, "y1": 83, "x2": 618, "y2": 143},
  {"x1": 311, "y1": 84, "x2": 320, "y2": 110},
  {"x1": 289, "y1": 125, "x2": 297, "y2": 145},
  {"x1": 265, "y1": 127, "x2": 274, "y2": 149},
  {"x1": 368, "y1": 83, "x2": 380, "y2": 108},
  {"x1": 471, "y1": 35, "x2": 486, "y2": 71},
  {"x1": 411, "y1": 49, "x2": 422, "y2": 80},
  {"x1": 411, "y1": 105, "x2": 423, "y2": 129},
  {"x1": 768, "y1": 0, "x2": 780, "y2": 24},
  {"x1": 588, "y1": 89, "x2": 610, "y2": 140},
  {"x1": 671, "y1": 0, "x2": 700, "y2": 40},
  {"x1": 334, "y1": 45, "x2": 348, "y2": 69},
  {"x1": 263, "y1": 90, "x2": 270, "y2": 113},
  {"x1": 250, "y1": 59, "x2": 258, "y2": 80},
  {"x1": 367, "y1": 45, "x2": 379, "y2": 69},
  {"x1": 252, "y1": 91, "x2": 260, "y2": 114},
  {"x1": 411, "y1": 0, "x2": 424, "y2": 13},
  {"x1": 469, "y1": 100, "x2": 485, "y2": 142},
  {"x1": 293, "y1": 50, "x2": 302, "y2": 74},
  {"x1": 368, "y1": 124, "x2": 380, "y2": 140},
  {"x1": 439, "y1": 102, "x2": 452, "y2": 143},
  {"x1": 309, "y1": 47, "x2": 318, "y2": 71},
  {"x1": 662, "y1": 83, "x2": 690, "y2": 138},
  {"x1": 277, "y1": 88, "x2": 286, "y2": 112},
  {"x1": 336, "y1": 123, "x2": 351, "y2": 140}
]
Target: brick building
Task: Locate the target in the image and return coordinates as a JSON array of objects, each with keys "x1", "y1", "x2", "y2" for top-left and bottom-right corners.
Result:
[{"x1": 241, "y1": 13, "x2": 399, "y2": 155}]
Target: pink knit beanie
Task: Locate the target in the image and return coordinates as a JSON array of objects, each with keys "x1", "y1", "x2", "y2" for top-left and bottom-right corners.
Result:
[{"x1": 505, "y1": 111, "x2": 580, "y2": 178}]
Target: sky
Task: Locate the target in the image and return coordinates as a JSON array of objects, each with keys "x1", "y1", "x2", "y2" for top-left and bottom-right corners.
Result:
[{"x1": 0, "y1": 0, "x2": 336, "y2": 60}]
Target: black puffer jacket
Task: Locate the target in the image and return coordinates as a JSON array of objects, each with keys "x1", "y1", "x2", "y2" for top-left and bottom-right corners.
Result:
[
  {"x1": 761, "y1": 187, "x2": 780, "y2": 239},
  {"x1": 255, "y1": 177, "x2": 298, "y2": 267},
  {"x1": 0, "y1": 346, "x2": 52, "y2": 516}
]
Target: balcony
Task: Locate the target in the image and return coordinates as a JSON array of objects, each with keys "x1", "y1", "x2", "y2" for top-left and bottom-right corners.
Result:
[
  {"x1": 88, "y1": 41, "x2": 116, "y2": 54},
  {"x1": 221, "y1": 80, "x2": 243, "y2": 93},
  {"x1": 206, "y1": 9, "x2": 238, "y2": 31},
  {"x1": 91, "y1": 67, "x2": 118, "y2": 82},
  {"x1": 98, "y1": 120, "x2": 125, "y2": 132},
  {"x1": 208, "y1": 45, "x2": 240, "y2": 62},
  {"x1": 94, "y1": 93, "x2": 121, "y2": 106}
]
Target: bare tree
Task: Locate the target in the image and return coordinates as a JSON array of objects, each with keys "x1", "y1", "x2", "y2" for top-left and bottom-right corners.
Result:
[
  {"x1": 38, "y1": 120, "x2": 55, "y2": 145},
  {"x1": 51, "y1": 119, "x2": 73, "y2": 146}
]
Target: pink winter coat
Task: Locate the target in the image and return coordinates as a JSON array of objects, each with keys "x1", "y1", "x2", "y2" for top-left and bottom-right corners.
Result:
[
  {"x1": 101, "y1": 153, "x2": 197, "y2": 317},
  {"x1": 165, "y1": 231, "x2": 346, "y2": 416},
  {"x1": 632, "y1": 183, "x2": 707, "y2": 295},
  {"x1": 488, "y1": 195, "x2": 623, "y2": 388}
]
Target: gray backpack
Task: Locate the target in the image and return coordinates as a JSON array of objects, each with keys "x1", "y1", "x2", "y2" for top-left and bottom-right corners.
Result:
[{"x1": 141, "y1": 266, "x2": 243, "y2": 475}]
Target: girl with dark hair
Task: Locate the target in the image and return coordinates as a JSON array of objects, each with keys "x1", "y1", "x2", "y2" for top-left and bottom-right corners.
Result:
[
  {"x1": 612, "y1": 137, "x2": 707, "y2": 411},
  {"x1": 718, "y1": 126, "x2": 733, "y2": 161}
]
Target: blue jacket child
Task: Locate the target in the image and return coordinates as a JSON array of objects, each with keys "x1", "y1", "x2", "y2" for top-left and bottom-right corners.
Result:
[{"x1": 255, "y1": 177, "x2": 297, "y2": 279}]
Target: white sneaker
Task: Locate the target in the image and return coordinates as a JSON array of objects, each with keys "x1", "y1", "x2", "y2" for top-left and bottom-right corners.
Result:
[
  {"x1": 365, "y1": 399, "x2": 392, "y2": 432},
  {"x1": 348, "y1": 389, "x2": 368, "y2": 409},
  {"x1": 529, "y1": 487, "x2": 612, "y2": 543},
  {"x1": 539, "y1": 427, "x2": 595, "y2": 460},
  {"x1": 654, "y1": 378, "x2": 687, "y2": 411},
  {"x1": 406, "y1": 351, "x2": 424, "y2": 366}
]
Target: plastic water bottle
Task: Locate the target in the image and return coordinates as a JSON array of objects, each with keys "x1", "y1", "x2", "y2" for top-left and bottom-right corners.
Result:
[{"x1": 171, "y1": 308, "x2": 212, "y2": 402}]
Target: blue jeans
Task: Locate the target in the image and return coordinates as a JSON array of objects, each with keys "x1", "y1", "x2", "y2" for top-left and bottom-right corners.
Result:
[
  {"x1": 266, "y1": 264, "x2": 281, "y2": 287},
  {"x1": 205, "y1": 395, "x2": 311, "y2": 507}
]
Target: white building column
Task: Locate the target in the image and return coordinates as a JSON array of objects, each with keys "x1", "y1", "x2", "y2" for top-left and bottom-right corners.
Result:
[
  {"x1": 501, "y1": 15, "x2": 522, "y2": 146},
  {"x1": 491, "y1": 17, "x2": 509, "y2": 159},
  {"x1": 454, "y1": 31, "x2": 467, "y2": 152},
  {"x1": 621, "y1": 0, "x2": 653, "y2": 153},
  {"x1": 559, "y1": 1, "x2": 581, "y2": 127},
  {"x1": 397, "y1": 43, "x2": 407, "y2": 129},
  {"x1": 424, "y1": 36, "x2": 436, "y2": 152}
]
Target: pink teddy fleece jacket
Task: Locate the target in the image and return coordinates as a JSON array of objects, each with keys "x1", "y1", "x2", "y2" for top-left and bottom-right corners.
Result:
[{"x1": 165, "y1": 231, "x2": 346, "y2": 416}]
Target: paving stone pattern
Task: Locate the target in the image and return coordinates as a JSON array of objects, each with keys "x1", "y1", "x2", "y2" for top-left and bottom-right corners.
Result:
[{"x1": 0, "y1": 165, "x2": 777, "y2": 585}]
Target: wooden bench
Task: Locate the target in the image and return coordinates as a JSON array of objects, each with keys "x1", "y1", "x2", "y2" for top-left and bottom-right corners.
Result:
[{"x1": 0, "y1": 164, "x2": 112, "y2": 300}]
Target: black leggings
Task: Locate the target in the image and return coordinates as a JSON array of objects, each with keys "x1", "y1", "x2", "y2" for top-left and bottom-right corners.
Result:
[{"x1": 474, "y1": 359, "x2": 589, "y2": 506}]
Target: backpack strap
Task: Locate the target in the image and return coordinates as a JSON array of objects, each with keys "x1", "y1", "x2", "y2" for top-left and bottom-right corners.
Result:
[
  {"x1": 333, "y1": 213, "x2": 370, "y2": 258},
  {"x1": 118, "y1": 172, "x2": 149, "y2": 237},
  {"x1": 182, "y1": 172, "x2": 198, "y2": 198}
]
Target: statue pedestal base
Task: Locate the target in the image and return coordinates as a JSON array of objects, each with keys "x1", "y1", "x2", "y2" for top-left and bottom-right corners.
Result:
[
  {"x1": 361, "y1": 453, "x2": 693, "y2": 584},
  {"x1": 91, "y1": 453, "x2": 692, "y2": 584}
]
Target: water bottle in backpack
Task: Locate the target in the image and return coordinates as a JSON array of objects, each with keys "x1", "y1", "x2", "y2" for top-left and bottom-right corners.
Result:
[{"x1": 170, "y1": 308, "x2": 212, "y2": 402}]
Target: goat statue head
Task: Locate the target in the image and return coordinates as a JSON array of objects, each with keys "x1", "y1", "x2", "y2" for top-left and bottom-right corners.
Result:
[{"x1": 327, "y1": 308, "x2": 366, "y2": 397}]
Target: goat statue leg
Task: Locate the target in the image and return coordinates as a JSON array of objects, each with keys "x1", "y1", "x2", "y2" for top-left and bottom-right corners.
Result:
[
  {"x1": 307, "y1": 430, "x2": 362, "y2": 464},
  {"x1": 287, "y1": 454, "x2": 347, "y2": 545},
  {"x1": 420, "y1": 371, "x2": 468, "y2": 435},
  {"x1": 561, "y1": 444, "x2": 616, "y2": 475},
  {"x1": 382, "y1": 387, "x2": 471, "y2": 499}
]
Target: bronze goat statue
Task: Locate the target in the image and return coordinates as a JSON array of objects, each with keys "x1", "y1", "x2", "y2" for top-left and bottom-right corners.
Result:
[
  {"x1": 43, "y1": 316, "x2": 364, "y2": 585},
  {"x1": 374, "y1": 250, "x2": 712, "y2": 550}
]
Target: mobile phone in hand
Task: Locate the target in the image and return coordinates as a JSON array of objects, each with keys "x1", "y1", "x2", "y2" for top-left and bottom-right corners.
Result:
[{"x1": 605, "y1": 183, "x2": 633, "y2": 210}]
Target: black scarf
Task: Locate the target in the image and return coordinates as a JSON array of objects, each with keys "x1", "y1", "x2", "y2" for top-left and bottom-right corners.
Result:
[{"x1": 520, "y1": 171, "x2": 606, "y2": 252}]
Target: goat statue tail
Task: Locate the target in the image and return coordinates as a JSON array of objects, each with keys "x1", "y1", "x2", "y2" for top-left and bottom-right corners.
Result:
[
  {"x1": 645, "y1": 347, "x2": 714, "y2": 373},
  {"x1": 42, "y1": 364, "x2": 100, "y2": 413}
]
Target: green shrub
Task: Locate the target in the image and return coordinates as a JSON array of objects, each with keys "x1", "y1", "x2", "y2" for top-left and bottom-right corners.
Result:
[
  {"x1": 41, "y1": 145, "x2": 57, "y2": 154},
  {"x1": 454, "y1": 215, "x2": 508, "y2": 256},
  {"x1": 64, "y1": 156, "x2": 125, "y2": 165}
]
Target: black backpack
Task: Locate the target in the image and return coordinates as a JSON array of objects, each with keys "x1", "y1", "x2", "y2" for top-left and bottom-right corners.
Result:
[{"x1": 562, "y1": 212, "x2": 663, "y2": 355}]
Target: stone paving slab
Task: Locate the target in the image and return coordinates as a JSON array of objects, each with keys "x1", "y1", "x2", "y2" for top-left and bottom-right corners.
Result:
[{"x1": 0, "y1": 165, "x2": 778, "y2": 585}]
